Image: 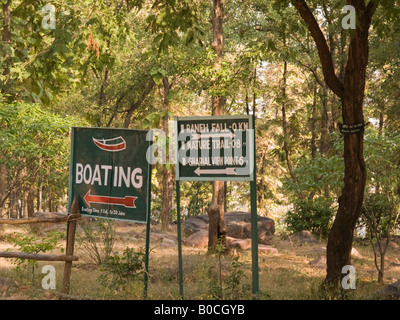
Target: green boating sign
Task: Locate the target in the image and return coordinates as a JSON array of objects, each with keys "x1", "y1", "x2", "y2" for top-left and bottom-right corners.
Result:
[
  {"x1": 68, "y1": 127, "x2": 151, "y2": 223},
  {"x1": 175, "y1": 115, "x2": 254, "y2": 181}
]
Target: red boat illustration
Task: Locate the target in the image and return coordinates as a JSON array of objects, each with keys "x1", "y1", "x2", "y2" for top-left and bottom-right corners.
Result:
[{"x1": 92, "y1": 136, "x2": 126, "y2": 152}]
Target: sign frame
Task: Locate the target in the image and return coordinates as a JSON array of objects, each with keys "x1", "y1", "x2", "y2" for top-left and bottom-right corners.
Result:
[
  {"x1": 174, "y1": 114, "x2": 259, "y2": 299},
  {"x1": 67, "y1": 126, "x2": 153, "y2": 297},
  {"x1": 67, "y1": 126, "x2": 152, "y2": 224},
  {"x1": 174, "y1": 115, "x2": 254, "y2": 182}
]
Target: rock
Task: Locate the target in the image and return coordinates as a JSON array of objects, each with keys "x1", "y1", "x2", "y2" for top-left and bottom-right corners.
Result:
[
  {"x1": 146, "y1": 230, "x2": 177, "y2": 244},
  {"x1": 0, "y1": 278, "x2": 17, "y2": 295},
  {"x1": 351, "y1": 247, "x2": 363, "y2": 258},
  {"x1": 149, "y1": 233, "x2": 164, "y2": 242},
  {"x1": 225, "y1": 212, "x2": 275, "y2": 245},
  {"x1": 258, "y1": 245, "x2": 278, "y2": 254},
  {"x1": 226, "y1": 238, "x2": 278, "y2": 253},
  {"x1": 1, "y1": 286, "x2": 7, "y2": 295},
  {"x1": 17, "y1": 285, "x2": 31, "y2": 293},
  {"x1": 185, "y1": 230, "x2": 208, "y2": 248},
  {"x1": 44, "y1": 291, "x2": 59, "y2": 300},
  {"x1": 307, "y1": 247, "x2": 326, "y2": 255},
  {"x1": 183, "y1": 211, "x2": 275, "y2": 245},
  {"x1": 382, "y1": 279, "x2": 400, "y2": 299},
  {"x1": 159, "y1": 237, "x2": 177, "y2": 248},
  {"x1": 390, "y1": 258, "x2": 400, "y2": 267},
  {"x1": 0, "y1": 278, "x2": 17, "y2": 288},
  {"x1": 375, "y1": 240, "x2": 399, "y2": 250},
  {"x1": 309, "y1": 256, "x2": 326, "y2": 268},
  {"x1": 225, "y1": 236, "x2": 236, "y2": 247},
  {"x1": 229, "y1": 238, "x2": 251, "y2": 250},
  {"x1": 184, "y1": 215, "x2": 208, "y2": 236},
  {"x1": 290, "y1": 230, "x2": 319, "y2": 244}
]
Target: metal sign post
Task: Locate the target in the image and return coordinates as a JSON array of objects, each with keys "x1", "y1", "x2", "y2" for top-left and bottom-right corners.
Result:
[
  {"x1": 68, "y1": 127, "x2": 153, "y2": 297},
  {"x1": 174, "y1": 115, "x2": 259, "y2": 298}
]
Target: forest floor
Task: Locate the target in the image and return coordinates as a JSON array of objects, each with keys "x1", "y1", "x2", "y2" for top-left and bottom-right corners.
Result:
[{"x1": 0, "y1": 219, "x2": 399, "y2": 300}]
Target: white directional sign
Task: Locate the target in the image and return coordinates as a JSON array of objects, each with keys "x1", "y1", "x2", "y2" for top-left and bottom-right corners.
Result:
[{"x1": 175, "y1": 115, "x2": 254, "y2": 181}]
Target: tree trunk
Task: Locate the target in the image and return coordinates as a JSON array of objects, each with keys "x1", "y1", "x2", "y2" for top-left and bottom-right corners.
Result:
[
  {"x1": 37, "y1": 173, "x2": 42, "y2": 212},
  {"x1": 291, "y1": 0, "x2": 376, "y2": 296},
  {"x1": 208, "y1": 0, "x2": 227, "y2": 251},
  {"x1": 310, "y1": 83, "x2": 317, "y2": 159},
  {"x1": 324, "y1": 11, "x2": 370, "y2": 296},
  {"x1": 319, "y1": 83, "x2": 330, "y2": 154},
  {"x1": 1, "y1": 0, "x2": 12, "y2": 96},
  {"x1": 27, "y1": 185, "x2": 35, "y2": 217},
  {"x1": 97, "y1": 67, "x2": 110, "y2": 127},
  {"x1": 281, "y1": 61, "x2": 297, "y2": 183},
  {"x1": 123, "y1": 79, "x2": 155, "y2": 128},
  {"x1": 161, "y1": 76, "x2": 173, "y2": 231}
]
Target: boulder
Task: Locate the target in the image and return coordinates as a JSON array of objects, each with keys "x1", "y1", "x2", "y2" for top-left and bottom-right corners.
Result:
[
  {"x1": 258, "y1": 245, "x2": 279, "y2": 254},
  {"x1": 0, "y1": 278, "x2": 17, "y2": 295},
  {"x1": 183, "y1": 211, "x2": 275, "y2": 245},
  {"x1": 351, "y1": 247, "x2": 363, "y2": 258},
  {"x1": 289, "y1": 230, "x2": 319, "y2": 244},
  {"x1": 184, "y1": 215, "x2": 208, "y2": 236},
  {"x1": 382, "y1": 279, "x2": 400, "y2": 299},
  {"x1": 309, "y1": 256, "x2": 327, "y2": 268},
  {"x1": 185, "y1": 230, "x2": 208, "y2": 248},
  {"x1": 159, "y1": 237, "x2": 177, "y2": 249},
  {"x1": 229, "y1": 238, "x2": 252, "y2": 250}
]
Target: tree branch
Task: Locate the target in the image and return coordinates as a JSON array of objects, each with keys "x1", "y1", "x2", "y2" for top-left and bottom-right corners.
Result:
[
  {"x1": 291, "y1": 0, "x2": 344, "y2": 98},
  {"x1": 123, "y1": 78, "x2": 155, "y2": 128}
]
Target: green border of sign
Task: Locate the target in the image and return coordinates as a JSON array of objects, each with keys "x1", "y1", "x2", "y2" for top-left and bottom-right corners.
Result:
[
  {"x1": 67, "y1": 126, "x2": 152, "y2": 224},
  {"x1": 67, "y1": 126, "x2": 153, "y2": 298},
  {"x1": 174, "y1": 115, "x2": 254, "y2": 182}
]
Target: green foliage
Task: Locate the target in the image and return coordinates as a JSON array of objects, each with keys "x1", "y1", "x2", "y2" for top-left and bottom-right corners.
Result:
[
  {"x1": 360, "y1": 130, "x2": 400, "y2": 241},
  {"x1": 7, "y1": 231, "x2": 65, "y2": 282},
  {"x1": 285, "y1": 198, "x2": 335, "y2": 238},
  {"x1": 182, "y1": 181, "x2": 213, "y2": 217},
  {"x1": 77, "y1": 219, "x2": 116, "y2": 265},
  {"x1": 283, "y1": 147, "x2": 344, "y2": 238},
  {"x1": 97, "y1": 247, "x2": 146, "y2": 294},
  {"x1": 361, "y1": 193, "x2": 394, "y2": 239},
  {"x1": 201, "y1": 254, "x2": 249, "y2": 300},
  {"x1": 200, "y1": 238, "x2": 249, "y2": 300},
  {"x1": 364, "y1": 130, "x2": 400, "y2": 195},
  {"x1": 224, "y1": 256, "x2": 248, "y2": 299},
  {"x1": 0, "y1": 101, "x2": 82, "y2": 209}
]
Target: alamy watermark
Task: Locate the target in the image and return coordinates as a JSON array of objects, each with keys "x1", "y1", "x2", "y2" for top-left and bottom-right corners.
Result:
[
  {"x1": 41, "y1": 4, "x2": 357, "y2": 31},
  {"x1": 41, "y1": 265, "x2": 56, "y2": 290},
  {"x1": 41, "y1": 4, "x2": 70, "y2": 30},
  {"x1": 41, "y1": 4, "x2": 56, "y2": 30},
  {"x1": 342, "y1": 5, "x2": 356, "y2": 30},
  {"x1": 145, "y1": 122, "x2": 253, "y2": 169},
  {"x1": 341, "y1": 265, "x2": 356, "y2": 290}
]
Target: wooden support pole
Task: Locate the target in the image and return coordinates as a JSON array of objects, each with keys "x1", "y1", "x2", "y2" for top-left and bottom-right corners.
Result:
[
  {"x1": 0, "y1": 252, "x2": 78, "y2": 261},
  {"x1": 61, "y1": 196, "x2": 79, "y2": 294},
  {"x1": 0, "y1": 214, "x2": 80, "y2": 225}
]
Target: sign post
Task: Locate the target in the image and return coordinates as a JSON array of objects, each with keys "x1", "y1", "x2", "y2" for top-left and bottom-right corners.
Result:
[
  {"x1": 174, "y1": 115, "x2": 259, "y2": 298},
  {"x1": 68, "y1": 127, "x2": 152, "y2": 296}
]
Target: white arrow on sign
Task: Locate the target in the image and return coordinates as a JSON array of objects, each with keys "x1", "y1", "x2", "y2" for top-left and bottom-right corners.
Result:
[
  {"x1": 194, "y1": 167, "x2": 237, "y2": 176},
  {"x1": 191, "y1": 131, "x2": 235, "y2": 140}
]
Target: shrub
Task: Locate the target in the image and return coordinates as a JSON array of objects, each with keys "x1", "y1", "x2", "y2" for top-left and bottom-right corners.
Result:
[
  {"x1": 97, "y1": 247, "x2": 146, "y2": 294},
  {"x1": 285, "y1": 197, "x2": 335, "y2": 238}
]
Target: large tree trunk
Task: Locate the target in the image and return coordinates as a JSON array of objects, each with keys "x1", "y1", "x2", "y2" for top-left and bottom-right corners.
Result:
[
  {"x1": 161, "y1": 76, "x2": 173, "y2": 231},
  {"x1": 281, "y1": 60, "x2": 297, "y2": 183},
  {"x1": 291, "y1": 0, "x2": 376, "y2": 296},
  {"x1": 324, "y1": 13, "x2": 370, "y2": 293},
  {"x1": 2, "y1": 0, "x2": 12, "y2": 96},
  {"x1": 208, "y1": 0, "x2": 227, "y2": 251},
  {"x1": 0, "y1": 1, "x2": 12, "y2": 209}
]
